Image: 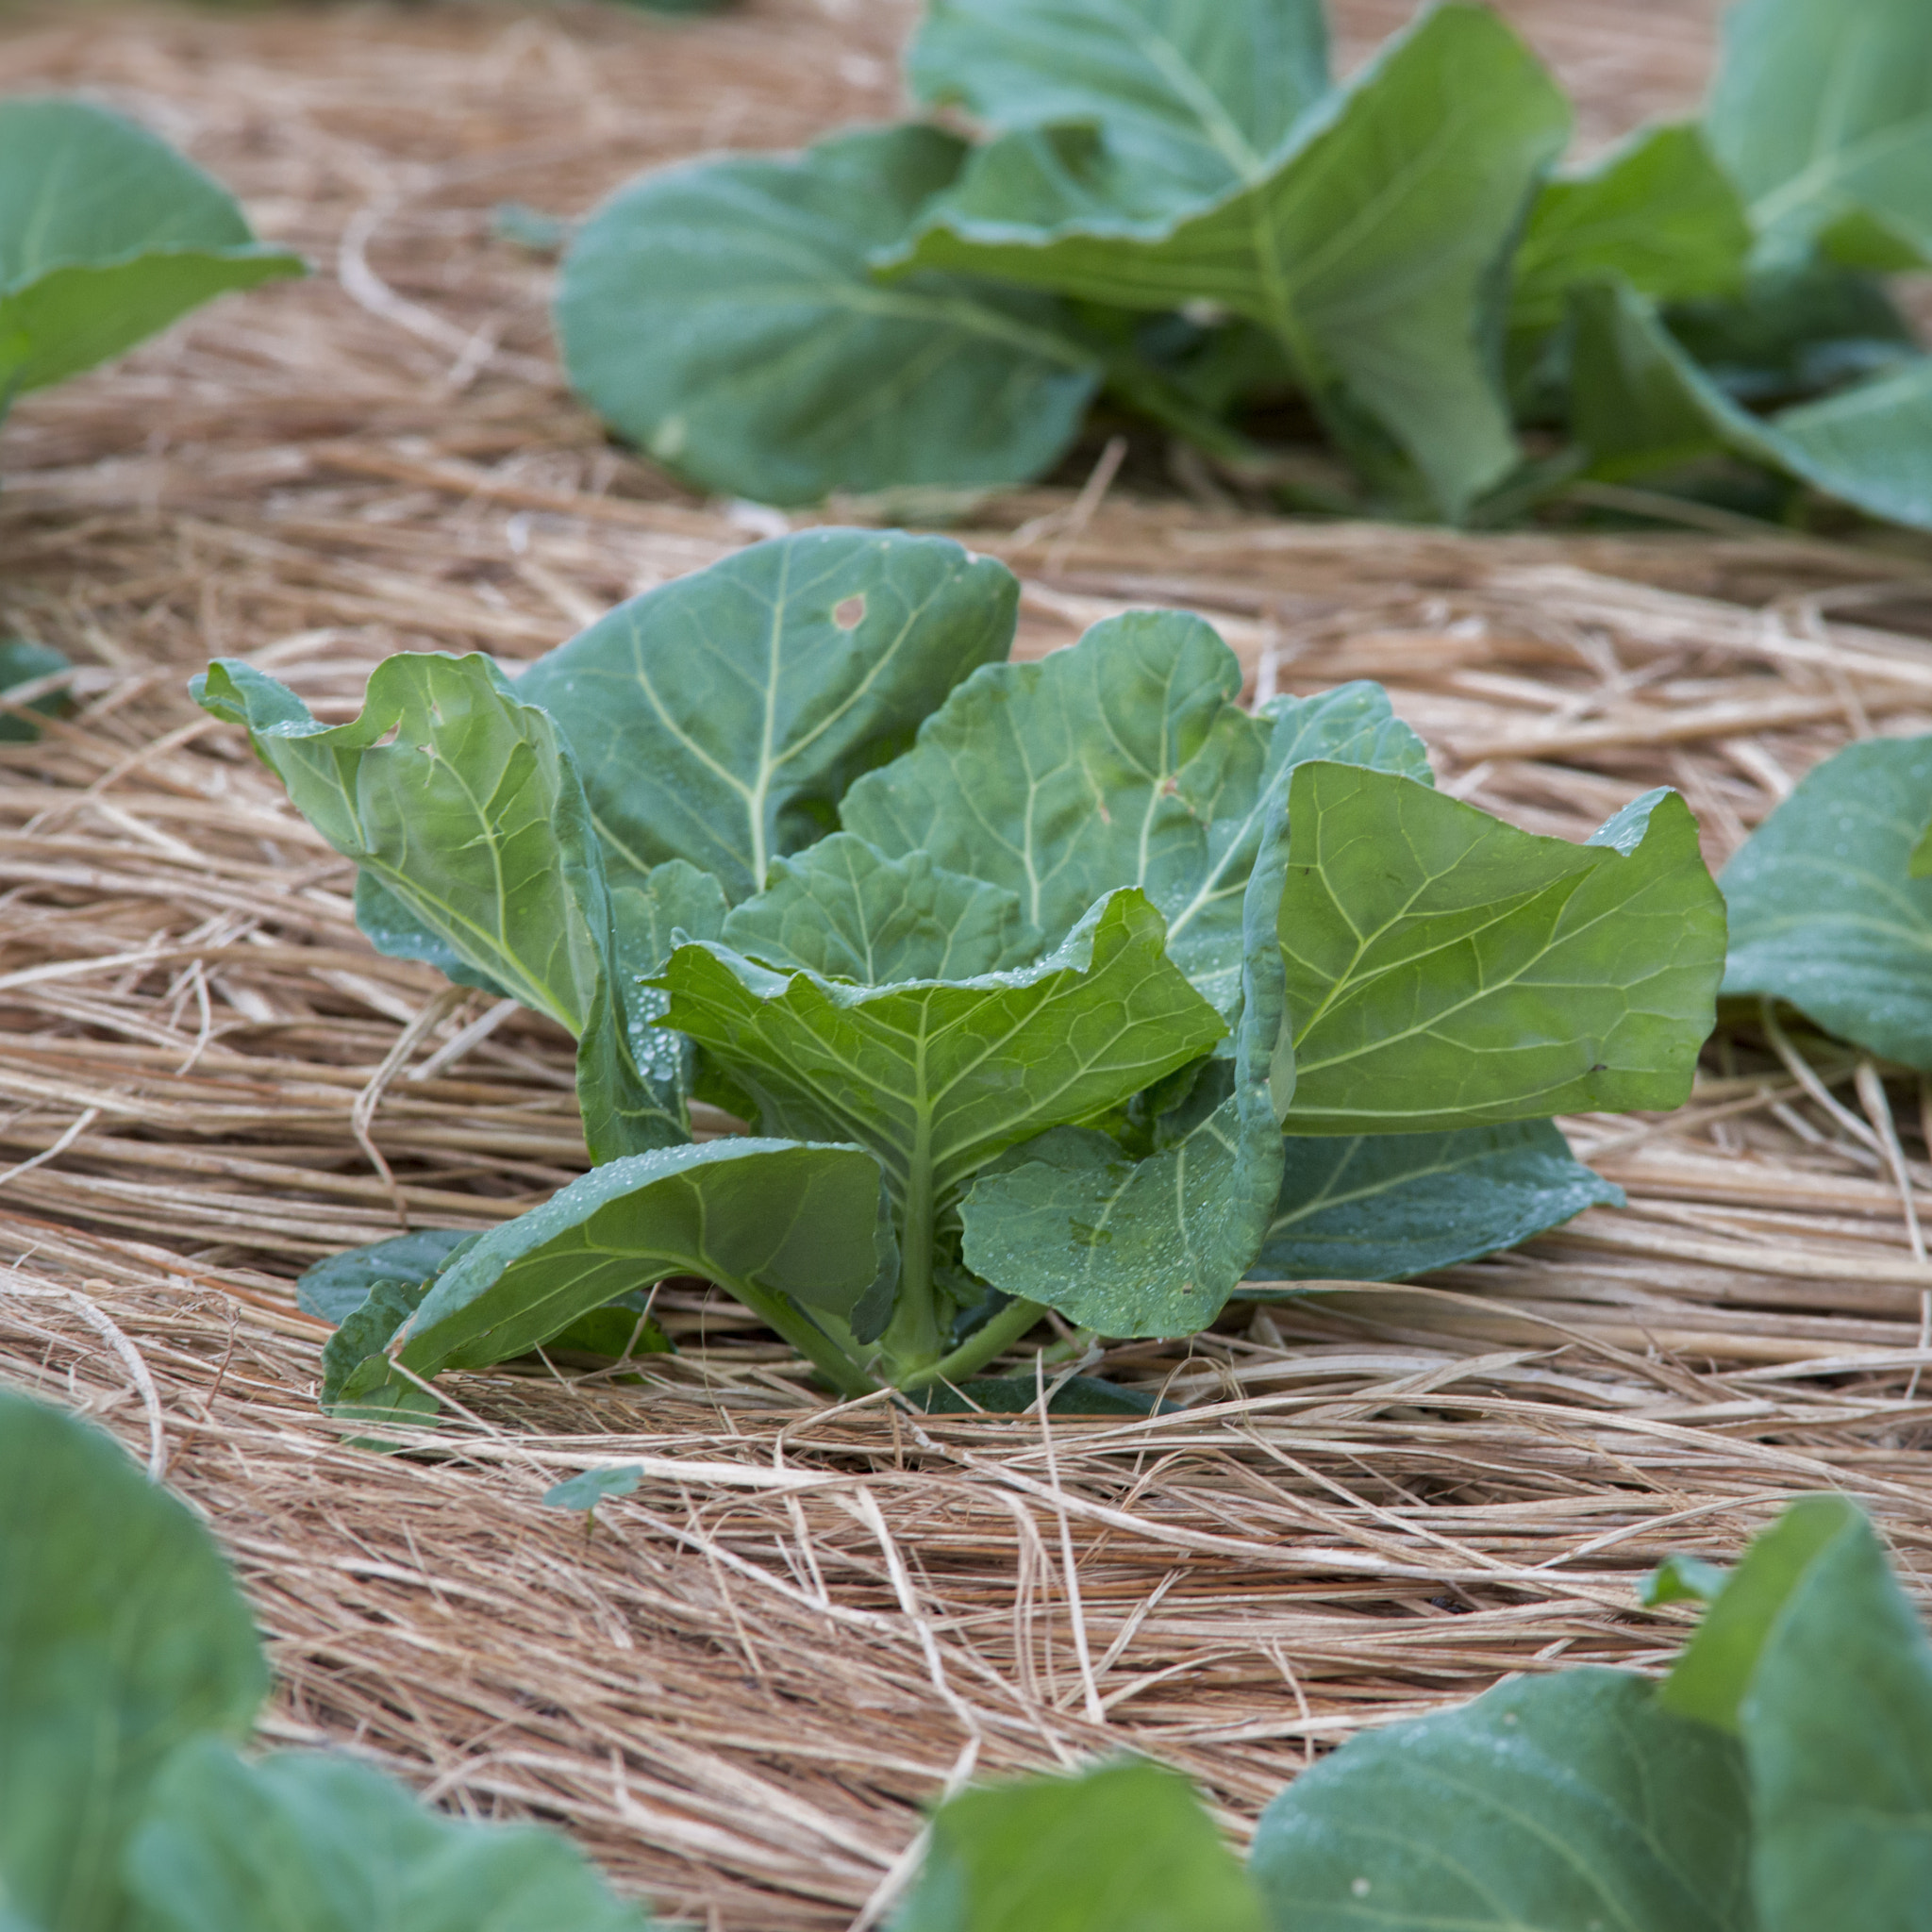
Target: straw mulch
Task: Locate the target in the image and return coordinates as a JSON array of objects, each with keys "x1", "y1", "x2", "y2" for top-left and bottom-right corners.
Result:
[{"x1": 6, "y1": 3, "x2": 1932, "y2": 1927}]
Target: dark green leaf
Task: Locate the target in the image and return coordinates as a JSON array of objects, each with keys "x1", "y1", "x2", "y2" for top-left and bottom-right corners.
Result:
[
  {"x1": 126, "y1": 1740, "x2": 649, "y2": 1932},
  {"x1": 1510, "y1": 123, "x2": 1751, "y2": 338},
  {"x1": 0, "y1": 99, "x2": 303, "y2": 400},
  {"x1": 891, "y1": 6, "x2": 1569, "y2": 516},
  {"x1": 842, "y1": 609, "x2": 1426, "y2": 1018},
  {"x1": 1572, "y1": 267, "x2": 1932, "y2": 530},
  {"x1": 0, "y1": 637, "x2": 70, "y2": 744},
  {"x1": 0, "y1": 1391, "x2": 266, "y2": 1932},
  {"x1": 556, "y1": 125, "x2": 1100, "y2": 506},
  {"x1": 916, "y1": 1374, "x2": 1170, "y2": 1415},
  {"x1": 957, "y1": 792, "x2": 1291, "y2": 1336},
  {"x1": 542, "y1": 1297, "x2": 674, "y2": 1360},
  {"x1": 296, "y1": 1228, "x2": 476, "y2": 1324},
  {"x1": 1246, "y1": 1120, "x2": 1622, "y2": 1282},
  {"x1": 1707, "y1": 0, "x2": 1932, "y2": 268},
  {"x1": 394, "y1": 1138, "x2": 889, "y2": 1374},
  {"x1": 319, "y1": 1278, "x2": 441, "y2": 1421},
  {"x1": 907, "y1": 0, "x2": 1329, "y2": 208},
  {"x1": 1729, "y1": 1501, "x2": 1932, "y2": 1929},
  {"x1": 1279, "y1": 765, "x2": 1726, "y2": 1131},
  {"x1": 662, "y1": 889, "x2": 1225, "y2": 1225},
  {"x1": 516, "y1": 529, "x2": 1020, "y2": 906},
  {"x1": 541, "y1": 1468, "x2": 642, "y2": 1510},
  {"x1": 1247, "y1": 1668, "x2": 1754, "y2": 1932},
  {"x1": 721, "y1": 834, "x2": 1041, "y2": 982},
  {"x1": 1721, "y1": 735, "x2": 1932, "y2": 1067},
  {"x1": 1666, "y1": 263, "x2": 1918, "y2": 408},
  {"x1": 191, "y1": 653, "x2": 683, "y2": 1158},
  {"x1": 894, "y1": 1759, "x2": 1263, "y2": 1932},
  {"x1": 1660, "y1": 1492, "x2": 1866, "y2": 1733}
]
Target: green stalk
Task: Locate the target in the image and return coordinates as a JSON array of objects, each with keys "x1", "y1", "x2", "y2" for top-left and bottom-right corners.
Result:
[
  {"x1": 729, "y1": 1277, "x2": 880, "y2": 1400},
  {"x1": 898, "y1": 1294, "x2": 1049, "y2": 1394},
  {"x1": 880, "y1": 1125, "x2": 941, "y2": 1378}
]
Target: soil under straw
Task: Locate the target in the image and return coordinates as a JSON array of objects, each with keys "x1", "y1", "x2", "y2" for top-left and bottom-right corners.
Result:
[{"x1": 5, "y1": 4, "x2": 1932, "y2": 1927}]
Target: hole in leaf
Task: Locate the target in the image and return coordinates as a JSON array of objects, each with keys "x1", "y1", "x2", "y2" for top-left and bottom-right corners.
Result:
[{"x1": 832, "y1": 594, "x2": 866, "y2": 630}]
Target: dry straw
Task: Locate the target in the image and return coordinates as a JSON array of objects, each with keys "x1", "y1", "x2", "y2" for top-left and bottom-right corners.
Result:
[{"x1": 3, "y1": 1, "x2": 1932, "y2": 1925}]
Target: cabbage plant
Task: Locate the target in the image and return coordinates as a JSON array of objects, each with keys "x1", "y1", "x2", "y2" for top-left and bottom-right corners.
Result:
[{"x1": 193, "y1": 530, "x2": 1725, "y2": 1408}]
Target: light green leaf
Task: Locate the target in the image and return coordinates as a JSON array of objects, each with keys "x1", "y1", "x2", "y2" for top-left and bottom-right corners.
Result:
[
  {"x1": 0, "y1": 1391, "x2": 266, "y2": 1932},
  {"x1": 1280, "y1": 765, "x2": 1726, "y2": 1131},
  {"x1": 907, "y1": 0, "x2": 1329, "y2": 208},
  {"x1": 1707, "y1": 0, "x2": 1932, "y2": 267},
  {"x1": 1246, "y1": 1120, "x2": 1622, "y2": 1283},
  {"x1": 126, "y1": 1740, "x2": 649, "y2": 1932},
  {"x1": 842, "y1": 609, "x2": 1426, "y2": 1017},
  {"x1": 893, "y1": 1759, "x2": 1264, "y2": 1932},
  {"x1": 391, "y1": 1139, "x2": 890, "y2": 1374},
  {"x1": 555, "y1": 125, "x2": 1100, "y2": 506},
  {"x1": 1247, "y1": 1668, "x2": 1753, "y2": 1932},
  {"x1": 1725, "y1": 1500, "x2": 1932, "y2": 1929},
  {"x1": 351, "y1": 874, "x2": 516, "y2": 1000},
  {"x1": 0, "y1": 99, "x2": 303, "y2": 400},
  {"x1": 296, "y1": 1228, "x2": 475, "y2": 1324},
  {"x1": 1571, "y1": 255, "x2": 1932, "y2": 531},
  {"x1": 1721, "y1": 735, "x2": 1932, "y2": 1067},
  {"x1": 1510, "y1": 122, "x2": 1751, "y2": 337},
  {"x1": 191, "y1": 653, "x2": 682, "y2": 1158},
  {"x1": 889, "y1": 6, "x2": 1570, "y2": 516},
  {"x1": 516, "y1": 529, "x2": 1020, "y2": 905},
  {"x1": 661, "y1": 889, "x2": 1225, "y2": 1227},
  {"x1": 722, "y1": 834, "x2": 1041, "y2": 982},
  {"x1": 1911, "y1": 813, "x2": 1932, "y2": 879},
  {"x1": 1660, "y1": 1493, "x2": 1861, "y2": 1734},
  {"x1": 0, "y1": 637, "x2": 71, "y2": 744},
  {"x1": 957, "y1": 791, "x2": 1291, "y2": 1337}
]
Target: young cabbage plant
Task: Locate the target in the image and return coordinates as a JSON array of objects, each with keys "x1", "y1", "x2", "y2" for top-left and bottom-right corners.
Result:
[
  {"x1": 892, "y1": 1492, "x2": 1932, "y2": 1932},
  {"x1": 0, "y1": 1389, "x2": 648, "y2": 1932},
  {"x1": 194, "y1": 529, "x2": 1724, "y2": 1409},
  {"x1": 553, "y1": 0, "x2": 1932, "y2": 536},
  {"x1": 0, "y1": 98, "x2": 304, "y2": 425}
]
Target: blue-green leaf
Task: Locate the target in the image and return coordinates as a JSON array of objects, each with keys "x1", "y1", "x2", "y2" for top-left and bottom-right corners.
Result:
[
  {"x1": 516, "y1": 530, "x2": 1019, "y2": 907},
  {"x1": 1246, "y1": 1121, "x2": 1622, "y2": 1282},
  {"x1": 0, "y1": 1392, "x2": 266, "y2": 1932},
  {"x1": 556, "y1": 125, "x2": 1100, "y2": 506},
  {"x1": 842, "y1": 609, "x2": 1426, "y2": 1019},
  {"x1": 957, "y1": 791, "x2": 1291, "y2": 1336},
  {"x1": 1247, "y1": 1669, "x2": 1753, "y2": 1932},
  {"x1": 0, "y1": 99, "x2": 304, "y2": 401},
  {"x1": 1722, "y1": 734, "x2": 1932, "y2": 1066},
  {"x1": 908, "y1": 0, "x2": 1329, "y2": 209},
  {"x1": 296, "y1": 1229, "x2": 476, "y2": 1324},
  {"x1": 126, "y1": 1740, "x2": 649, "y2": 1932},
  {"x1": 889, "y1": 6, "x2": 1570, "y2": 517}
]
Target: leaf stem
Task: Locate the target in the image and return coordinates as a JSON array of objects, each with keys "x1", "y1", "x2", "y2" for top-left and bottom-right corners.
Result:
[
  {"x1": 899, "y1": 1295, "x2": 1048, "y2": 1392},
  {"x1": 728, "y1": 1277, "x2": 880, "y2": 1399}
]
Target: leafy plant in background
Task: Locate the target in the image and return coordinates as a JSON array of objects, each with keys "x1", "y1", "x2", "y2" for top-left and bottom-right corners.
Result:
[
  {"x1": 194, "y1": 529, "x2": 1724, "y2": 1411},
  {"x1": 0, "y1": 97, "x2": 304, "y2": 425},
  {"x1": 891, "y1": 1491, "x2": 1932, "y2": 1931},
  {"x1": 0, "y1": 1389, "x2": 649, "y2": 1932},
  {"x1": 1721, "y1": 734, "x2": 1932, "y2": 1069},
  {"x1": 553, "y1": 0, "x2": 1932, "y2": 533}
]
